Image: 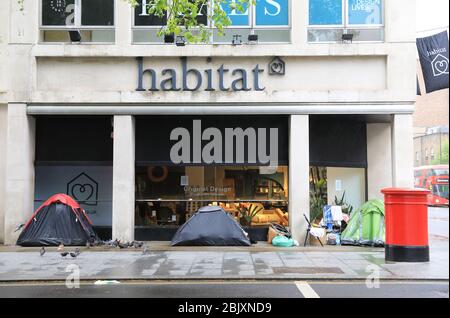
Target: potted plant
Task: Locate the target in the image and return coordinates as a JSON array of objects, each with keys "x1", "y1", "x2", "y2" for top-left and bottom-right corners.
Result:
[
  {"x1": 237, "y1": 203, "x2": 263, "y2": 227},
  {"x1": 309, "y1": 178, "x2": 327, "y2": 223}
]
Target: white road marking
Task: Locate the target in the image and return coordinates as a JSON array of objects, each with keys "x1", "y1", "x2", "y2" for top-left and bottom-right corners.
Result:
[{"x1": 295, "y1": 281, "x2": 320, "y2": 298}]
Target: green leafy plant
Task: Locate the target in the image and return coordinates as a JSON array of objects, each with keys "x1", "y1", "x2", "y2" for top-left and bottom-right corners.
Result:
[
  {"x1": 17, "y1": 0, "x2": 24, "y2": 11},
  {"x1": 127, "y1": 0, "x2": 254, "y2": 43},
  {"x1": 332, "y1": 191, "x2": 354, "y2": 215},
  {"x1": 309, "y1": 178, "x2": 327, "y2": 223},
  {"x1": 237, "y1": 203, "x2": 263, "y2": 226},
  {"x1": 18, "y1": 0, "x2": 253, "y2": 42}
]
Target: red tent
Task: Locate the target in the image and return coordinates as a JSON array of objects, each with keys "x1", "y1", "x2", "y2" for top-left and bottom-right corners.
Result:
[{"x1": 17, "y1": 194, "x2": 99, "y2": 246}]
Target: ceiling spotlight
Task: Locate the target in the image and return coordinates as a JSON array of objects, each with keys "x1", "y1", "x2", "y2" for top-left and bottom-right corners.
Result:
[
  {"x1": 175, "y1": 35, "x2": 186, "y2": 47},
  {"x1": 68, "y1": 30, "x2": 81, "y2": 42},
  {"x1": 164, "y1": 33, "x2": 175, "y2": 43},
  {"x1": 248, "y1": 34, "x2": 258, "y2": 44},
  {"x1": 341, "y1": 33, "x2": 354, "y2": 43},
  {"x1": 232, "y1": 34, "x2": 242, "y2": 45}
]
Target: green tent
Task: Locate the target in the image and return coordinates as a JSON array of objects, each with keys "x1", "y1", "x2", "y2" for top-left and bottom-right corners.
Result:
[{"x1": 341, "y1": 199, "x2": 385, "y2": 247}]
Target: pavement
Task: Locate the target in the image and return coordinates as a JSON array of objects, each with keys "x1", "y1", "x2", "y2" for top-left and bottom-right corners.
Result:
[{"x1": 0, "y1": 207, "x2": 448, "y2": 283}]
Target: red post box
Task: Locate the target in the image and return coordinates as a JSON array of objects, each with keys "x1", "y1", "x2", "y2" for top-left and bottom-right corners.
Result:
[{"x1": 381, "y1": 188, "x2": 430, "y2": 262}]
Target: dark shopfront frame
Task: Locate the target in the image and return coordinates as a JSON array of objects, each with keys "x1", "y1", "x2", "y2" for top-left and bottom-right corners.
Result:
[{"x1": 32, "y1": 114, "x2": 369, "y2": 241}]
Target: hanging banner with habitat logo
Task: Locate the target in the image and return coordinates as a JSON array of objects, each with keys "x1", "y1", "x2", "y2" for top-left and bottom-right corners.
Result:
[{"x1": 416, "y1": 31, "x2": 449, "y2": 93}]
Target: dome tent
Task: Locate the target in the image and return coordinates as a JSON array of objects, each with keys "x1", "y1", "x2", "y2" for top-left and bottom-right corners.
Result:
[
  {"x1": 171, "y1": 206, "x2": 251, "y2": 246},
  {"x1": 17, "y1": 194, "x2": 99, "y2": 246},
  {"x1": 341, "y1": 199, "x2": 385, "y2": 247}
]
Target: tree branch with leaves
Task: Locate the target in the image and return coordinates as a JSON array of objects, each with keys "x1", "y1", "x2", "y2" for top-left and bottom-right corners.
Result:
[
  {"x1": 18, "y1": 0, "x2": 253, "y2": 43},
  {"x1": 127, "y1": 0, "x2": 254, "y2": 43}
]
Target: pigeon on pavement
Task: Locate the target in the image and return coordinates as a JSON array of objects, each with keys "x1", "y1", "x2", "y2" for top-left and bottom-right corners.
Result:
[
  {"x1": 70, "y1": 248, "x2": 80, "y2": 258},
  {"x1": 40, "y1": 247, "x2": 45, "y2": 256},
  {"x1": 60, "y1": 252, "x2": 69, "y2": 257},
  {"x1": 134, "y1": 241, "x2": 144, "y2": 248}
]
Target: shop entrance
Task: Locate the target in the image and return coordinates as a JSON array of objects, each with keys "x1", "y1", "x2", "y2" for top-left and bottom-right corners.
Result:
[{"x1": 308, "y1": 115, "x2": 368, "y2": 236}]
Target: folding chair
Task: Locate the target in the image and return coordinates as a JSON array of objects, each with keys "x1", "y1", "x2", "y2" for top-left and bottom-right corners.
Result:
[{"x1": 303, "y1": 213, "x2": 324, "y2": 247}]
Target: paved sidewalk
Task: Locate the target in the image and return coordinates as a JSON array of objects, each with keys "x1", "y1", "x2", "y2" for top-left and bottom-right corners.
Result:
[
  {"x1": 1, "y1": 207, "x2": 447, "y2": 282},
  {"x1": 0, "y1": 243, "x2": 448, "y2": 281}
]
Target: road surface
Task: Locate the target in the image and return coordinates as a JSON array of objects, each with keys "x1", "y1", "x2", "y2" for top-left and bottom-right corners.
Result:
[{"x1": 0, "y1": 280, "x2": 448, "y2": 298}]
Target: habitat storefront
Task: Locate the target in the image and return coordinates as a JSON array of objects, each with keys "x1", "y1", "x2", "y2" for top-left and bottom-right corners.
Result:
[
  {"x1": 1, "y1": 51, "x2": 416, "y2": 245},
  {"x1": 0, "y1": 0, "x2": 417, "y2": 245}
]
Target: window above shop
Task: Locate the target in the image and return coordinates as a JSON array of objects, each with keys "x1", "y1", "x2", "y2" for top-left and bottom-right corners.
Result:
[
  {"x1": 39, "y1": 0, "x2": 115, "y2": 43},
  {"x1": 132, "y1": 0, "x2": 291, "y2": 44},
  {"x1": 308, "y1": 0, "x2": 384, "y2": 43}
]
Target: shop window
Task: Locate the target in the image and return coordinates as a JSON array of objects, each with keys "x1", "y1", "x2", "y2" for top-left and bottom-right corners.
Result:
[
  {"x1": 134, "y1": 115, "x2": 289, "y2": 240},
  {"x1": 309, "y1": 166, "x2": 366, "y2": 230},
  {"x1": 308, "y1": 0, "x2": 384, "y2": 42},
  {"x1": 39, "y1": 0, "x2": 115, "y2": 43},
  {"x1": 135, "y1": 165, "x2": 289, "y2": 228},
  {"x1": 132, "y1": 0, "x2": 291, "y2": 44}
]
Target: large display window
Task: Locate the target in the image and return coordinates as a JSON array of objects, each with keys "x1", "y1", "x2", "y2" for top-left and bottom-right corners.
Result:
[
  {"x1": 39, "y1": 0, "x2": 115, "y2": 43},
  {"x1": 34, "y1": 116, "x2": 113, "y2": 237},
  {"x1": 308, "y1": 0, "x2": 384, "y2": 42},
  {"x1": 135, "y1": 165, "x2": 289, "y2": 228},
  {"x1": 135, "y1": 115, "x2": 289, "y2": 238}
]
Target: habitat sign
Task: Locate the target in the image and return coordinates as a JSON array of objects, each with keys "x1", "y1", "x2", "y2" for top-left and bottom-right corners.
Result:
[
  {"x1": 417, "y1": 31, "x2": 449, "y2": 93},
  {"x1": 136, "y1": 57, "x2": 267, "y2": 92}
]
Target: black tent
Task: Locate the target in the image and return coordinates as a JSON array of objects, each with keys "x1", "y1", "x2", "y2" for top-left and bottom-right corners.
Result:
[
  {"x1": 171, "y1": 206, "x2": 251, "y2": 246},
  {"x1": 17, "y1": 194, "x2": 99, "y2": 246}
]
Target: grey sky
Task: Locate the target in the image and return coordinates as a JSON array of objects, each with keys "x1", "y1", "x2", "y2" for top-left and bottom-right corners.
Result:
[{"x1": 416, "y1": 0, "x2": 449, "y2": 36}]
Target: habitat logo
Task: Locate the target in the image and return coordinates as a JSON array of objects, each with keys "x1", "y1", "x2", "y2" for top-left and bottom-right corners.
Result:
[
  {"x1": 66, "y1": 172, "x2": 98, "y2": 206},
  {"x1": 169, "y1": 120, "x2": 279, "y2": 168},
  {"x1": 431, "y1": 53, "x2": 449, "y2": 77}
]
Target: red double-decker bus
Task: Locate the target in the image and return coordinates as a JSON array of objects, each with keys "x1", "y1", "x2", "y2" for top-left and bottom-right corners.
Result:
[{"x1": 414, "y1": 165, "x2": 449, "y2": 206}]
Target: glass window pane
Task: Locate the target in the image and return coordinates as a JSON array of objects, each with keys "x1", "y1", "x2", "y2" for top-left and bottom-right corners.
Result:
[
  {"x1": 255, "y1": 0, "x2": 289, "y2": 26},
  {"x1": 347, "y1": 28, "x2": 384, "y2": 41},
  {"x1": 309, "y1": 0, "x2": 343, "y2": 25},
  {"x1": 135, "y1": 165, "x2": 289, "y2": 227},
  {"x1": 348, "y1": 0, "x2": 382, "y2": 25},
  {"x1": 177, "y1": 2, "x2": 207, "y2": 26},
  {"x1": 35, "y1": 166, "x2": 113, "y2": 226},
  {"x1": 133, "y1": 29, "x2": 165, "y2": 43},
  {"x1": 308, "y1": 28, "x2": 343, "y2": 42},
  {"x1": 213, "y1": 28, "x2": 251, "y2": 43},
  {"x1": 254, "y1": 29, "x2": 291, "y2": 42},
  {"x1": 42, "y1": 0, "x2": 75, "y2": 26},
  {"x1": 134, "y1": 0, "x2": 167, "y2": 26},
  {"x1": 220, "y1": 0, "x2": 250, "y2": 26},
  {"x1": 81, "y1": 0, "x2": 114, "y2": 26},
  {"x1": 196, "y1": 2, "x2": 208, "y2": 25},
  {"x1": 41, "y1": 30, "x2": 115, "y2": 43}
]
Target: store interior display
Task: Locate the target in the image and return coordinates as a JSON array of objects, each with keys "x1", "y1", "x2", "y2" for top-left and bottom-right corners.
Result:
[{"x1": 135, "y1": 165, "x2": 289, "y2": 232}]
